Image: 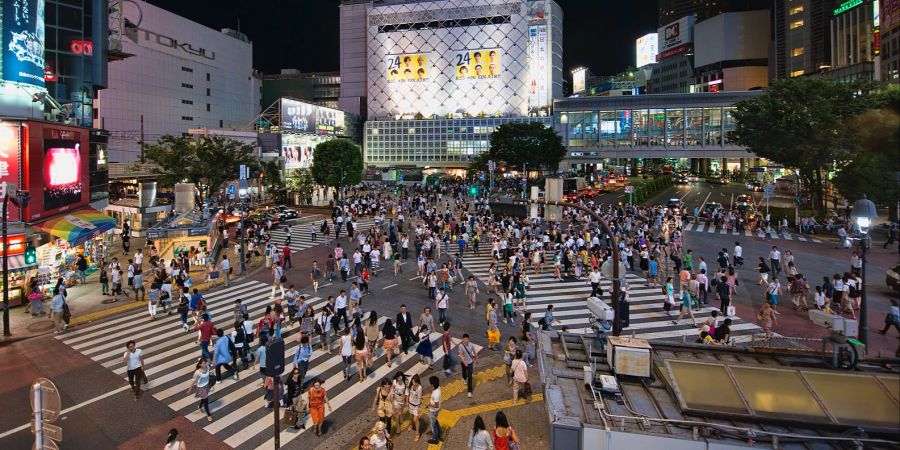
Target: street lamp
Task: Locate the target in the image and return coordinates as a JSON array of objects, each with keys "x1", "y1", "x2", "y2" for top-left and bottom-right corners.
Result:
[{"x1": 850, "y1": 194, "x2": 877, "y2": 348}]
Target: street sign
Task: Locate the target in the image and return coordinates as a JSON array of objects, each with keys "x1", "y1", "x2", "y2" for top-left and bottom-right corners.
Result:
[
  {"x1": 32, "y1": 440, "x2": 58, "y2": 450},
  {"x1": 32, "y1": 422, "x2": 62, "y2": 441},
  {"x1": 764, "y1": 184, "x2": 775, "y2": 199},
  {"x1": 227, "y1": 185, "x2": 236, "y2": 200},
  {"x1": 766, "y1": 164, "x2": 784, "y2": 169},
  {"x1": 488, "y1": 160, "x2": 495, "y2": 172},
  {"x1": 748, "y1": 167, "x2": 765, "y2": 173},
  {"x1": 478, "y1": 172, "x2": 486, "y2": 181},
  {"x1": 29, "y1": 378, "x2": 61, "y2": 423},
  {"x1": 624, "y1": 185, "x2": 634, "y2": 193},
  {"x1": 239, "y1": 165, "x2": 248, "y2": 180}
]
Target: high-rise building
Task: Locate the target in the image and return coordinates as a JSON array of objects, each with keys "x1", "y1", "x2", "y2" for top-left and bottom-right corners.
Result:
[
  {"x1": 658, "y1": 0, "x2": 771, "y2": 24},
  {"x1": 261, "y1": 70, "x2": 341, "y2": 110},
  {"x1": 772, "y1": 0, "x2": 837, "y2": 79},
  {"x1": 339, "y1": 0, "x2": 563, "y2": 170},
  {"x1": 98, "y1": 1, "x2": 260, "y2": 163},
  {"x1": 693, "y1": 10, "x2": 771, "y2": 91},
  {"x1": 882, "y1": 0, "x2": 900, "y2": 81},
  {"x1": 827, "y1": 0, "x2": 880, "y2": 81},
  {"x1": 651, "y1": 16, "x2": 696, "y2": 93}
]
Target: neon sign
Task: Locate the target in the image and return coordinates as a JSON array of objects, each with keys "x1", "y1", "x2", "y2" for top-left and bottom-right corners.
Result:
[
  {"x1": 70, "y1": 40, "x2": 93, "y2": 55},
  {"x1": 834, "y1": 0, "x2": 863, "y2": 15}
]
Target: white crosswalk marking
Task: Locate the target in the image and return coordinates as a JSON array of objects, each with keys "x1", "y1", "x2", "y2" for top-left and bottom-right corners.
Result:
[
  {"x1": 266, "y1": 217, "x2": 380, "y2": 253},
  {"x1": 461, "y1": 253, "x2": 762, "y2": 342},
  {"x1": 54, "y1": 279, "x2": 471, "y2": 449},
  {"x1": 683, "y1": 223, "x2": 822, "y2": 243}
]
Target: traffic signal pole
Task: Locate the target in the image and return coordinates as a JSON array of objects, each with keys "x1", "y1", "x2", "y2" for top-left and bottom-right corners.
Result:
[{"x1": 2, "y1": 194, "x2": 10, "y2": 336}]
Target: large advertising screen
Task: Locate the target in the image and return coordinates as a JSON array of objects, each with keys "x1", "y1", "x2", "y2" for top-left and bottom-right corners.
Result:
[
  {"x1": 528, "y1": 25, "x2": 549, "y2": 108},
  {"x1": 2, "y1": 0, "x2": 45, "y2": 87},
  {"x1": 0, "y1": 124, "x2": 21, "y2": 221},
  {"x1": 281, "y1": 98, "x2": 317, "y2": 133},
  {"x1": 43, "y1": 139, "x2": 83, "y2": 211},
  {"x1": 636, "y1": 33, "x2": 658, "y2": 68},
  {"x1": 386, "y1": 53, "x2": 429, "y2": 82},
  {"x1": 281, "y1": 133, "x2": 331, "y2": 170},
  {"x1": 316, "y1": 106, "x2": 345, "y2": 136},
  {"x1": 452, "y1": 49, "x2": 501, "y2": 79},
  {"x1": 572, "y1": 68, "x2": 586, "y2": 94}
]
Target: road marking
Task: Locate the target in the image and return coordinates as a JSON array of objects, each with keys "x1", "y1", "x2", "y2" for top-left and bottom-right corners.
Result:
[
  {"x1": 320, "y1": 282, "x2": 333, "y2": 289},
  {"x1": 409, "y1": 276, "x2": 422, "y2": 281},
  {"x1": 382, "y1": 283, "x2": 398, "y2": 290},
  {"x1": 699, "y1": 191, "x2": 712, "y2": 213},
  {"x1": 0, "y1": 385, "x2": 131, "y2": 439},
  {"x1": 729, "y1": 193, "x2": 734, "y2": 209},
  {"x1": 429, "y1": 394, "x2": 545, "y2": 449}
]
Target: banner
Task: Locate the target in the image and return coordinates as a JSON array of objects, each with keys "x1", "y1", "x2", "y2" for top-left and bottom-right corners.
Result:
[
  {"x1": 528, "y1": 25, "x2": 548, "y2": 108},
  {"x1": 452, "y1": 49, "x2": 501, "y2": 79},
  {"x1": 386, "y1": 53, "x2": 429, "y2": 82},
  {"x1": 281, "y1": 98, "x2": 317, "y2": 133},
  {"x1": 2, "y1": 0, "x2": 46, "y2": 87}
]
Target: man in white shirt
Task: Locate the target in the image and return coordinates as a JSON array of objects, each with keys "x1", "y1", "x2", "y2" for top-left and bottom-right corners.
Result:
[
  {"x1": 134, "y1": 249, "x2": 144, "y2": 269},
  {"x1": 123, "y1": 340, "x2": 145, "y2": 400},
  {"x1": 769, "y1": 246, "x2": 782, "y2": 275},
  {"x1": 272, "y1": 262, "x2": 286, "y2": 299},
  {"x1": 335, "y1": 290, "x2": 349, "y2": 330},
  {"x1": 220, "y1": 255, "x2": 232, "y2": 287},
  {"x1": 588, "y1": 267, "x2": 603, "y2": 298},
  {"x1": 733, "y1": 242, "x2": 743, "y2": 267}
]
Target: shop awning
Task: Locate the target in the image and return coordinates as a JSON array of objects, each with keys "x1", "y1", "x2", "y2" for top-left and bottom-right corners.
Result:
[
  {"x1": 36, "y1": 208, "x2": 117, "y2": 247},
  {"x1": 2, "y1": 254, "x2": 37, "y2": 271}
]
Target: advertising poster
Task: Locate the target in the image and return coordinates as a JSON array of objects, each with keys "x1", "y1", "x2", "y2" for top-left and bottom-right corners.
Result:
[
  {"x1": 0, "y1": 124, "x2": 21, "y2": 221},
  {"x1": 386, "y1": 53, "x2": 429, "y2": 82},
  {"x1": 572, "y1": 68, "x2": 586, "y2": 94},
  {"x1": 281, "y1": 134, "x2": 314, "y2": 170},
  {"x1": 43, "y1": 139, "x2": 83, "y2": 211},
  {"x1": 453, "y1": 48, "x2": 501, "y2": 79},
  {"x1": 281, "y1": 98, "x2": 317, "y2": 133},
  {"x1": 316, "y1": 106, "x2": 345, "y2": 136},
  {"x1": 2, "y1": 0, "x2": 46, "y2": 87},
  {"x1": 635, "y1": 33, "x2": 658, "y2": 68},
  {"x1": 884, "y1": 0, "x2": 899, "y2": 33}
]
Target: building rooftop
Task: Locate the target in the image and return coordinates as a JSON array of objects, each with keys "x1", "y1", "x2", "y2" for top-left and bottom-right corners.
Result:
[{"x1": 540, "y1": 332, "x2": 900, "y2": 449}]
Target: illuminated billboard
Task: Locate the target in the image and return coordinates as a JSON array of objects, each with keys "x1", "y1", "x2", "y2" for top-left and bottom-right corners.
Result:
[
  {"x1": 572, "y1": 68, "x2": 586, "y2": 94},
  {"x1": 316, "y1": 106, "x2": 345, "y2": 136},
  {"x1": 453, "y1": 49, "x2": 501, "y2": 79},
  {"x1": 528, "y1": 25, "x2": 549, "y2": 108},
  {"x1": 43, "y1": 140, "x2": 83, "y2": 211},
  {"x1": 281, "y1": 98, "x2": 316, "y2": 133},
  {"x1": 636, "y1": 33, "x2": 658, "y2": 68},
  {"x1": 2, "y1": 0, "x2": 46, "y2": 87},
  {"x1": 386, "y1": 53, "x2": 429, "y2": 82},
  {"x1": 657, "y1": 16, "x2": 694, "y2": 61},
  {"x1": 0, "y1": 124, "x2": 21, "y2": 221}
]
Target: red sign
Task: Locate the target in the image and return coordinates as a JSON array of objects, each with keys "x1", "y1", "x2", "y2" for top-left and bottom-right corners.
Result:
[
  {"x1": 0, "y1": 234, "x2": 26, "y2": 256},
  {"x1": 70, "y1": 40, "x2": 93, "y2": 56},
  {"x1": 0, "y1": 124, "x2": 21, "y2": 221},
  {"x1": 664, "y1": 22, "x2": 680, "y2": 41},
  {"x1": 656, "y1": 43, "x2": 690, "y2": 61}
]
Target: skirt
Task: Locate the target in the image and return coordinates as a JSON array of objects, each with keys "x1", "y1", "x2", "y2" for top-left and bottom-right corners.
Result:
[
  {"x1": 383, "y1": 337, "x2": 397, "y2": 351},
  {"x1": 195, "y1": 384, "x2": 210, "y2": 399},
  {"x1": 415, "y1": 339, "x2": 434, "y2": 358}
]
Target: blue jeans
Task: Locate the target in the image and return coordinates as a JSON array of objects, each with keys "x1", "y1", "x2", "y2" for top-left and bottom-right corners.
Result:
[
  {"x1": 429, "y1": 408, "x2": 442, "y2": 441},
  {"x1": 200, "y1": 340, "x2": 211, "y2": 359},
  {"x1": 461, "y1": 363, "x2": 474, "y2": 393},
  {"x1": 78, "y1": 270, "x2": 86, "y2": 284},
  {"x1": 295, "y1": 360, "x2": 309, "y2": 383}
]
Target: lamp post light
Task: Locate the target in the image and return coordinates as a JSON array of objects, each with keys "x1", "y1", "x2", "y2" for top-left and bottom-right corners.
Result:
[{"x1": 850, "y1": 194, "x2": 877, "y2": 348}]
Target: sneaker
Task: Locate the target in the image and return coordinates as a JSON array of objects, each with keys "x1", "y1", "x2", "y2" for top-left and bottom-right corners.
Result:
[
  {"x1": 467, "y1": 392, "x2": 472, "y2": 398},
  {"x1": 428, "y1": 439, "x2": 439, "y2": 445}
]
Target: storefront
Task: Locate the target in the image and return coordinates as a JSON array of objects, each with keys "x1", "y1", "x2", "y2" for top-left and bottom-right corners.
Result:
[
  {"x1": 0, "y1": 232, "x2": 37, "y2": 307},
  {"x1": 31, "y1": 208, "x2": 117, "y2": 294}
]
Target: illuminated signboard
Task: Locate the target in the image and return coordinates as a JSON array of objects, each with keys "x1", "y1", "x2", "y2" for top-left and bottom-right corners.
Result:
[
  {"x1": 834, "y1": 0, "x2": 864, "y2": 15},
  {"x1": 528, "y1": 25, "x2": 549, "y2": 108},
  {"x1": 636, "y1": 33, "x2": 658, "y2": 68},
  {"x1": 316, "y1": 106, "x2": 345, "y2": 136},
  {"x1": 0, "y1": 234, "x2": 27, "y2": 256},
  {"x1": 385, "y1": 53, "x2": 429, "y2": 82},
  {"x1": 2, "y1": 0, "x2": 46, "y2": 87},
  {"x1": 0, "y1": 124, "x2": 21, "y2": 221},
  {"x1": 43, "y1": 140, "x2": 83, "y2": 210},
  {"x1": 656, "y1": 16, "x2": 694, "y2": 62},
  {"x1": 70, "y1": 39, "x2": 94, "y2": 55},
  {"x1": 572, "y1": 68, "x2": 586, "y2": 93},
  {"x1": 281, "y1": 98, "x2": 316, "y2": 134},
  {"x1": 452, "y1": 48, "x2": 502, "y2": 79}
]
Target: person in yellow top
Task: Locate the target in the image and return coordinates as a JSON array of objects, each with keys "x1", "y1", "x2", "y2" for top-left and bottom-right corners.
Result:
[{"x1": 487, "y1": 323, "x2": 501, "y2": 350}]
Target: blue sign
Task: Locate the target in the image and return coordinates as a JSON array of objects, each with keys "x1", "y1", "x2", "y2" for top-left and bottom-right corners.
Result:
[
  {"x1": 478, "y1": 173, "x2": 486, "y2": 181},
  {"x1": 2, "y1": 0, "x2": 45, "y2": 87}
]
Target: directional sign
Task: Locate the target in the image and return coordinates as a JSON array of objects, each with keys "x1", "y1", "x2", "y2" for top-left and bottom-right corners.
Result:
[
  {"x1": 32, "y1": 422, "x2": 62, "y2": 441},
  {"x1": 624, "y1": 185, "x2": 634, "y2": 194},
  {"x1": 478, "y1": 172, "x2": 486, "y2": 181},
  {"x1": 29, "y1": 378, "x2": 61, "y2": 423},
  {"x1": 764, "y1": 183, "x2": 775, "y2": 199}
]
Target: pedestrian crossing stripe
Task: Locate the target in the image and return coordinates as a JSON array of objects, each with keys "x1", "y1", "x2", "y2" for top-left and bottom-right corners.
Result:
[
  {"x1": 681, "y1": 222, "x2": 821, "y2": 243},
  {"x1": 267, "y1": 217, "x2": 381, "y2": 253},
  {"x1": 55, "y1": 280, "x2": 479, "y2": 449},
  {"x1": 459, "y1": 253, "x2": 762, "y2": 342}
]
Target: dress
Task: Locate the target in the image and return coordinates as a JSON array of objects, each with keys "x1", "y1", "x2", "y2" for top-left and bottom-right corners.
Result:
[
  {"x1": 407, "y1": 385, "x2": 423, "y2": 416},
  {"x1": 308, "y1": 386, "x2": 326, "y2": 425},
  {"x1": 415, "y1": 332, "x2": 433, "y2": 359}
]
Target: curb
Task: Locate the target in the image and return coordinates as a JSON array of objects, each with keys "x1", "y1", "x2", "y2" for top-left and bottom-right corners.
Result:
[{"x1": 68, "y1": 300, "x2": 147, "y2": 326}]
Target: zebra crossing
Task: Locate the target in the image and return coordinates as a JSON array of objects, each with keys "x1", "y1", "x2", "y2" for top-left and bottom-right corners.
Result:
[
  {"x1": 461, "y1": 253, "x2": 763, "y2": 343},
  {"x1": 682, "y1": 222, "x2": 822, "y2": 243},
  {"x1": 56, "y1": 279, "x2": 475, "y2": 449},
  {"x1": 267, "y1": 216, "x2": 380, "y2": 253}
]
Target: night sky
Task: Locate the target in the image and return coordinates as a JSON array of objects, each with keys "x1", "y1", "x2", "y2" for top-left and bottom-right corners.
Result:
[{"x1": 148, "y1": 0, "x2": 658, "y2": 77}]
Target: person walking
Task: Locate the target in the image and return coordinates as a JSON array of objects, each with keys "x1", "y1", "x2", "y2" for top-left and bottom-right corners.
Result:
[
  {"x1": 340, "y1": 328, "x2": 354, "y2": 380},
  {"x1": 758, "y1": 302, "x2": 777, "y2": 340},
  {"x1": 185, "y1": 358, "x2": 214, "y2": 422},
  {"x1": 354, "y1": 331, "x2": 370, "y2": 383},
  {"x1": 458, "y1": 333, "x2": 478, "y2": 399},
  {"x1": 213, "y1": 329, "x2": 239, "y2": 382},
  {"x1": 465, "y1": 276, "x2": 479, "y2": 310},
  {"x1": 220, "y1": 255, "x2": 232, "y2": 287},
  {"x1": 307, "y1": 378, "x2": 332, "y2": 436},
  {"x1": 672, "y1": 285, "x2": 697, "y2": 327},
  {"x1": 310, "y1": 261, "x2": 322, "y2": 293},
  {"x1": 427, "y1": 375, "x2": 443, "y2": 444},
  {"x1": 468, "y1": 415, "x2": 494, "y2": 450},
  {"x1": 407, "y1": 374, "x2": 424, "y2": 442},
  {"x1": 396, "y1": 304, "x2": 415, "y2": 354},
  {"x1": 293, "y1": 335, "x2": 313, "y2": 382},
  {"x1": 435, "y1": 288, "x2": 450, "y2": 325},
  {"x1": 123, "y1": 340, "x2": 145, "y2": 400},
  {"x1": 510, "y1": 349, "x2": 529, "y2": 404},
  {"x1": 382, "y1": 319, "x2": 398, "y2": 368},
  {"x1": 492, "y1": 411, "x2": 520, "y2": 450},
  {"x1": 390, "y1": 372, "x2": 408, "y2": 434},
  {"x1": 49, "y1": 288, "x2": 68, "y2": 334},
  {"x1": 164, "y1": 429, "x2": 186, "y2": 450},
  {"x1": 272, "y1": 262, "x2": 286, "y2": 299}
]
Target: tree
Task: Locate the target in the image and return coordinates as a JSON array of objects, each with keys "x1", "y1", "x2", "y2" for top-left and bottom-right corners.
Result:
[
  {"x1": 310, "y1": 139, "x2": 363, "y2": 189},
  {"x1": 258, "y1": 159, "x2": 284, "y2": 191},
  {"x1": 832, "y1": 84, "x2": 900, "y2": 219},
  {"x1": 487, "y1": 122, "x2": 566, "y2": 173},
  {"x1": 143, "y1": 135, "x2": 257, "y2": 202},
  {"x1": 286, "y1": 168, "x2": 317, "y2": 205},
  {"x1": 729, "y1": 77, "x2": 873, "y2": 215}
]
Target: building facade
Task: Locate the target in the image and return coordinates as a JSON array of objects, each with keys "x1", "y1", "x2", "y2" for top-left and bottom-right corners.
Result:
[
  {"x1": 261, "y1": 70, "x2": 341, "y2": 110},
  {"x1": 659, "y1": 0, "x2": 772, "y2": 24},
  {"x1": 882, "y1": 0, "x2": 900, "y2": 81},
  {"x1": 97, "y1": 1, "x2": 259, "y2": 163},
  {"x1": 554, "y1": 91, "x2": 763, "y2": 173},
  {"x1": 651, "y1": 16, "x2": 696, "y2": 93},
  {"x1": 340, "y1": 0, "x2": 563, "y2": 170},
  {"x1": 772, "y1": 0, "x2": 837, "y2": 78},
  {"x1": 693, "y1": 10, "x2": 771, "y2": 91},
  {"x1": 827, "y1": 0, "x2": 880, "y2": 81}
]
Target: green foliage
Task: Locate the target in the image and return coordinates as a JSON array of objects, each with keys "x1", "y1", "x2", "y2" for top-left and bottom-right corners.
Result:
[
  {"x1": 143, "y1": 135, "x2": 257, "y2": 201},
  {"x1": 729, "y1": 77, "x2": 874, "y2": 214},
  {"x1": 286, "y1": 168, "x2": 317, "y2": 204},
  {"x1": 258, "y1": 159, "x2": 284, "y2": 191},
  {"x1": 310, "y1": 139, "x2": 363, "y2": 188},
  {"x1": 487, "y1": 123, "x2": 566, "y2": 173},
  {"x1": 629, "y1": 175, "x2": 673, "y2": 204}
]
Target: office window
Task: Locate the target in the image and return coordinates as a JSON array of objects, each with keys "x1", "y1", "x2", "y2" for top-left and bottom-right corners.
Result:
[
  {"x1": 181, "y1": 66, "x2": 193, "y2": 72},
  {"x1": 182, "y1": 99, "x2": 194, "y2": 105},
  {"x1": 181, "y1": 116, "x2": 193, "y2": 121},
  {"x1": 206, "y1": 88, "x2": 211, "y2": 96},
  {"x1": 206, "y1": 73, "x2": 211, "y2": 81},
  {"x1": 219, "y1": 120, "x2": 224, "y2": 127},
  {"x1": 792, "y1": 47, "x2": 805, "y2": 57},
  {"x1": 790, "y1": 5, "x2": 804, "y2": 15},
  {"x1": 790, "y1": 19, "x2": 804, "y2": 29},
  {"x1": 206, "y1": 104, "x2": 211, "y2": 112},
  {"x1": 181, "y1": 83, "x2": 193, "y2": 89},
  {"x1": 791, "y1": 69, "x2": 805, "y2": 77}
]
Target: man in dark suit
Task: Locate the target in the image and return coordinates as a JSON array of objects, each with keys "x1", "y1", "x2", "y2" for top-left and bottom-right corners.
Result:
[{"x1": 396, "y1": 304, "x2": 415, "y2": 354}]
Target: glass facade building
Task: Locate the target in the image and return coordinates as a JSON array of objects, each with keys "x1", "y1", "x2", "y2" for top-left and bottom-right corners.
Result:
[
  {"x1": 364, "y1": 116, "x2": 551, "y2": 167},
  {"x1": 554, "y1": 91, "x2": 761, "y2": 161}
]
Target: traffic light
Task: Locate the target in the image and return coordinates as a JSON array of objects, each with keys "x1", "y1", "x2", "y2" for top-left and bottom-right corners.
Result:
[
  {"x1": 24, "y1": 243, "x2": 36, "y2": 265},
  {"x1": 469, "y1": 185, "x2": 479, "y2": 196}
]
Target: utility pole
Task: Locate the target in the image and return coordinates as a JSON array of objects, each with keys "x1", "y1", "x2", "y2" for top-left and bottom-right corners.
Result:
[
  {"x1": 140, "y1": 114, "x2": 145, "y2": 163},
  {"x1": 521, "y1": 163, "x2": 527, "y2": 199},
  {"x1": 2, "y1": 190, "x2": 9, "y2": 336}
]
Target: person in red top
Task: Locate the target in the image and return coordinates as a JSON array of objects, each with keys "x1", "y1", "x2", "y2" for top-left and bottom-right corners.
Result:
[
  {"x1": 282, "y1": 242, "x2": 292, "y2": 270},
  {"x1": 193, "y1": 313, "x2": 216, "y2": 360},
  {"x1": 360, "y1": 267, "x2": 371, "y2": 297}
]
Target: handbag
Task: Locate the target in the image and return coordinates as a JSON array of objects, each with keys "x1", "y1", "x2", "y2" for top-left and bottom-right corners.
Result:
[
  {"x1": 282, "y1": 407, "x2": 298, "y2": 426},
  {"x1": 523, "y1": 381, "x2": 533, "y2": 399}
]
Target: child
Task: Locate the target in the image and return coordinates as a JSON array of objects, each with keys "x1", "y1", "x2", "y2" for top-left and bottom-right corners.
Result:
[
  {"x1": 487, "y1": 323, "x2": 501, "y2": 351},
  {"x1": 814, "y1": 286, "x2": 826, "y2": 310},
  {"x1": 415, "y1": 325, "x2": 433, "y2": 366}
]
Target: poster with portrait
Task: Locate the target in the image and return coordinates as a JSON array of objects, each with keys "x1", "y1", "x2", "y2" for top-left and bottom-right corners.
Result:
[
  {"x1": 43, "y1": 139, "x2": 83, "y2": 210},
  {"x1": 385, "y1": 53, "x2": 429, "y2": 82},
  {"x1": 453, "y1": 48, "x2": 501, "y2": 79},
  {"x1": 281, "y1": 98, "x2": 317, "y2": 133}
]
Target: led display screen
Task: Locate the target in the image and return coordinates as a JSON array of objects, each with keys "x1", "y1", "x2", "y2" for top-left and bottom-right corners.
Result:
[
  {"x1": 386, "y1": 53, "x2": 429, "y2": 82},
  {"x1": 2, "y1": 0, "x2": 46, "y2": 87},
  {"x1": 43, "y1": 140, "x2": 82, "y2": 210},
  {"x1": 453, "y1": 48, "x2": 501, "y2": 79},
  {"x1": 281, "y1": 99, "x2": 317, "y2": 133}
]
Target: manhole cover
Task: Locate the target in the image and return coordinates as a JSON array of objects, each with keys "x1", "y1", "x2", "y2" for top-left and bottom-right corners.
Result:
[
  {"x1": 27, "y1": 321, "x2": 56, "y2": 332},
  {"x1": 101, "y1": 298, "x2": 120, "y2": 305}
]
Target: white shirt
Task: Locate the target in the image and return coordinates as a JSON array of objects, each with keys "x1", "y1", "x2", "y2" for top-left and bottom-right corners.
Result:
[
  {"x1": 134, "y1": 253, "x2": 143, "y2": 264},
  {"x1": 429, "y1": 387, "x2": 442, "y2": 410},
  {"x1": 340, "y1": 334, "x2": 353, "y2": 356},
  {"x1": 220, "y1": 259, "x2": 231, "y2": 271},
  {"x1": 769, "y1": 250, "x2": 781, "y2": 261},
  {"x1": 125, "y1": 349, "x2": 143, "y2": 370},
  {"x1": 436, "y1": 292, "x2": 448, "y2": 309},
  {"x1": 335, "y1": 294, "x2": 348, "y2": 309},
  {"x1": 589, "y1": 271, "x2": 603, "y2": 283},
  {"x1": 734, "y1": 245, "x2": 743, "y2": 258}
]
